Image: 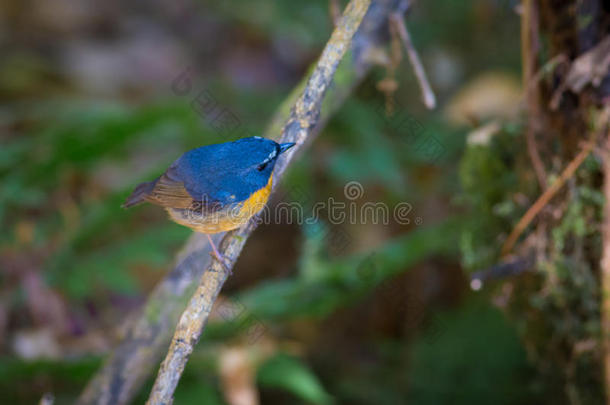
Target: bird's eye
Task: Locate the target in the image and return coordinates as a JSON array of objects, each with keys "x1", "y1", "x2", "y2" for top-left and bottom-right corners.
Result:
[{"x1": 257, "y1": 162, "x2": 268, "y2": 171}]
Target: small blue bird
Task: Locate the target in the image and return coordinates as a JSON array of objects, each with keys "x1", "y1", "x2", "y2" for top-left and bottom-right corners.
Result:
[{"x1": 123, "y1": 136, "x2": 295, "y2": 265}]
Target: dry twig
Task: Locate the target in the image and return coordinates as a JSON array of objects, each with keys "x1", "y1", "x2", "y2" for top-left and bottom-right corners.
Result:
[
  {"x1": 389, "y1": 12, "x2": 436, "y2": 109},
  {"x1": 521, "y1": 0, "x2": 547, "y2": 190},
  {"x1": 501, "y1": 130, "x2": 597, "y2": 256}
]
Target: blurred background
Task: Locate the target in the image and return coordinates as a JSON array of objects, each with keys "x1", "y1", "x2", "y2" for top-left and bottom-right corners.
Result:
[{"x1": 1, "y1": 0, "x2": 591, "y2": 403}]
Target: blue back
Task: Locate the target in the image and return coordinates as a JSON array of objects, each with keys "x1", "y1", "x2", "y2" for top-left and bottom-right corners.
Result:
[{"x1": 168, "y1": 137, "x2": 280, "y2": 205}]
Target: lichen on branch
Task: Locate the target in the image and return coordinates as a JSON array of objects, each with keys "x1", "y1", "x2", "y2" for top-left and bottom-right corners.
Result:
[{"x1": 145, "y1": 1, "x2": 372, "y2": 404}]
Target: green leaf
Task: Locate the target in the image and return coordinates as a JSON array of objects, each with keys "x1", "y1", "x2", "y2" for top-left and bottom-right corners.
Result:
[{"x1": 258, "y1": 354, "x2": 333, "y2": 405}]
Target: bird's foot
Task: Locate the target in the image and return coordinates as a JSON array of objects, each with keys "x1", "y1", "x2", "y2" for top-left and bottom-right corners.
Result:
[
  {"x1": 206, "y1": 234, "x2": 233, "y2": 275},
  {"x1": 208, "y1": 251, "x2": 233, "y2": 275}
]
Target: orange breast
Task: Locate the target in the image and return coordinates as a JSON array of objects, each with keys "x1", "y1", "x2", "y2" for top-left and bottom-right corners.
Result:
[{"x1": 166, "y1": 175, "x2": 273, "y2": 234}]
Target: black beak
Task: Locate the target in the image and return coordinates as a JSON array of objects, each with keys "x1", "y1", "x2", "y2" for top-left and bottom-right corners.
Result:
[{"x1": 279, "y1": 142, "x2": 296, "y2": 154}]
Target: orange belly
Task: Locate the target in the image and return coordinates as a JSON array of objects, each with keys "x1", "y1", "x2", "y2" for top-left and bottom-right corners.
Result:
[{"x1": 166, "y1": 175, "x2": 272, "y2": 234}]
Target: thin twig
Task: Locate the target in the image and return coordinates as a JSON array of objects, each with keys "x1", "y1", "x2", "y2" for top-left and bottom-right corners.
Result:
[
  {"x1": 146, "y1": 1, "x2": 372, "y2": 403},
  {"x1": 389, "y1": 12, "x2": 436, "y2": 109},
  {"x1": 521, "y1": 0, "x2": 547, "y2": 190},
  {"x1": 470, "y1": 256, "x2": 534, "y2": 291},
  {"x1": 501, "y1": 133, "x2": 597, "y2": 256}
]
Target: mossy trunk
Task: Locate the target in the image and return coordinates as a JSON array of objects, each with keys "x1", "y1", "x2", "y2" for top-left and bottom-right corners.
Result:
[{"x1": 520, "y1": 1, "x2": 610, "y2": 403}]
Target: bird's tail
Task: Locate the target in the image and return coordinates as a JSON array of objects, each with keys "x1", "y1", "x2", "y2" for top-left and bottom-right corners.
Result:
[{"x1": 122, "y1": 178, "x2": 158, "y2": 208}]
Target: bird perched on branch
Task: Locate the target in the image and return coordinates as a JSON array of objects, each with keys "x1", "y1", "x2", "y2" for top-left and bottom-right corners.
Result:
[{"x1": 123, "y1": 136, "x2": 296, "y2": 266}]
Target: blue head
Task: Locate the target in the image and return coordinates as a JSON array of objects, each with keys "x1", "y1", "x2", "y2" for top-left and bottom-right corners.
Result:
[{"x1": 230, "y1": 137, "x2": 296, "y2": 183}]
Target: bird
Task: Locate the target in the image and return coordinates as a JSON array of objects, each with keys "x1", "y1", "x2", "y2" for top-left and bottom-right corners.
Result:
[{"x1": 123, "y1": 136, "x2": 296, "y2": 267}]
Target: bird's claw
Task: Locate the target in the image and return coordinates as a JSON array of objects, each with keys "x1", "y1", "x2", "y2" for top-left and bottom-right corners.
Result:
[{"x1": 208, "y1": 251, "x2": 233, "y2": 275}]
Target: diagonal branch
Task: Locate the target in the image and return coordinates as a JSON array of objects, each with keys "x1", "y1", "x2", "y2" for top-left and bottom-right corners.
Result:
[
  {"x1": 77, "y1": 1, "x2": 412, "y2": 403},
  {"x1": 145, "y1": 0, "x2": 371, "y2": 403},
  {"x1": 77, "y1": 232, "x2": 224, "y2": 405}
]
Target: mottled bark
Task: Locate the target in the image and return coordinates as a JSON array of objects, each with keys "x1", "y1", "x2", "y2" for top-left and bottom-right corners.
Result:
[{"x1": 514, "y1": 1, "x2": 610, "y2": 402}]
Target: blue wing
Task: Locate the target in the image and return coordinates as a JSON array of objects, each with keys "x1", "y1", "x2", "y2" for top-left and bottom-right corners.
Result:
[{"x1": 162, "y1": 144, "x2": 260, "y2": 208}]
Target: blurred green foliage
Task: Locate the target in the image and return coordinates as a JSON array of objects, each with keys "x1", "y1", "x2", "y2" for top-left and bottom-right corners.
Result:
[
  {"x1": 458, "y1": 125, "x2": 526, "y2": 270},
  {"x1": 407, "y1": 301, "x2": 534, "y2": 404},
  {"x1": 258, "y1": 354, "x2": 333, "y2": 405},
  {"x1": 0, "y1": 0, "x2": 543, "y2": 403}
]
